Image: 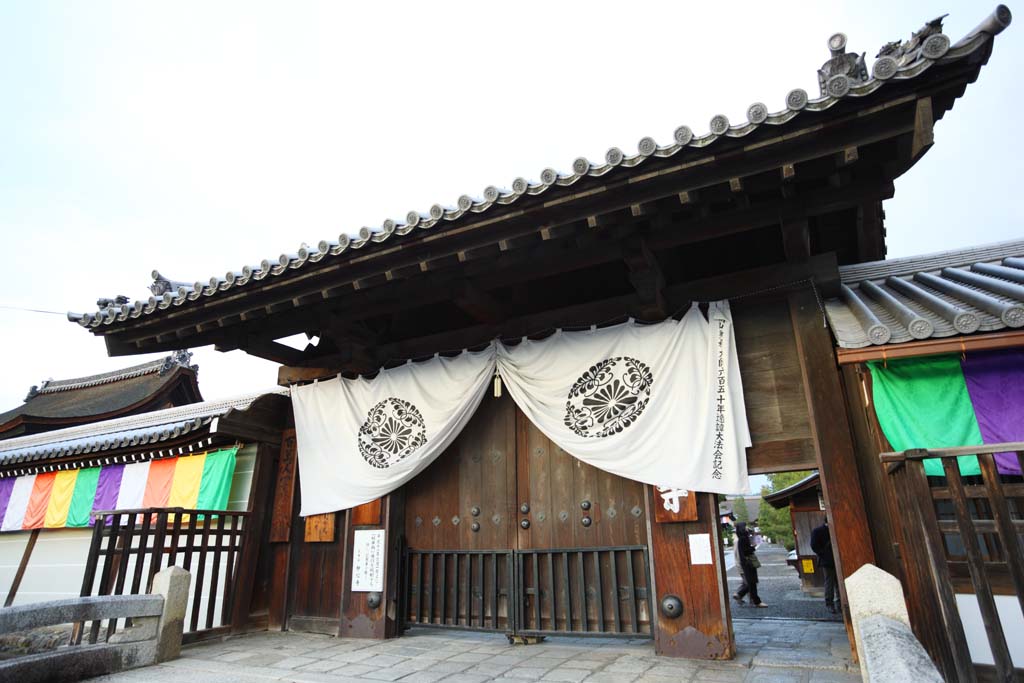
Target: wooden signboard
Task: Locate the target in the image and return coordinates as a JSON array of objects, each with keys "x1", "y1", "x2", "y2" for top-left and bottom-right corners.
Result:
[
  {"x1": 653, "y1": 486, "x2": 699, "y2": 523},
  {"x1": 351, "y1": 498, "x2": 382, "y2": 526},
  {"x1": 304, "y1": 512, "x2": 336, "y2": 543},
  {"x1": 269, "y1": 430, "x2": 298, "y2": 543}
]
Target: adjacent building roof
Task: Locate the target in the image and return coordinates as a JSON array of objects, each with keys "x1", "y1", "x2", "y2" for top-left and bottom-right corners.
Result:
[
  {"x1": 0, "y1": 387, "x2": 287, "y2": 474},
  {"x1": 764, "y1": 472, "x2": 821, "y2": 509},
  {"x1": 719, "y1": 495, "x2": 762, "y2": 523},
  {"x1": 825, "y1": 239, "x2": 1024, "y2": 349},
  {"x1": 68, "y1": 7, "x2": 1013, "y2": 333},
  {"x1": 0, "y1": 351, "x2": 202, "y2": 439}
]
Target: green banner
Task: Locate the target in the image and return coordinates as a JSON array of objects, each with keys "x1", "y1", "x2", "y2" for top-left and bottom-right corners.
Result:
[{"x1": 868, "y1": 355, "x2": 983, "y2": 476}]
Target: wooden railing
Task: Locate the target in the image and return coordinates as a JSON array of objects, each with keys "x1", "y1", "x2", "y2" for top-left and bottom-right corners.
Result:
[
  {"x1": 75, "y1": 507, "x2": 248, "y2": 644},
  {"x1": 881, "y1": 443, "x2": 1024, "y2": 683}
]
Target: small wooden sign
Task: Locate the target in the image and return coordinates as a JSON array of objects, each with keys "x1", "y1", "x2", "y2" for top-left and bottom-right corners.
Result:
[
  {"x1": 653, "y1": 486, "x2": 699, "y2": 523},
  {"x1": 304, "y1": 512, "x2": 336, "y2": 543},
  {"x1": 351, "y1": 498, "x2": 382, "y2": 526}
]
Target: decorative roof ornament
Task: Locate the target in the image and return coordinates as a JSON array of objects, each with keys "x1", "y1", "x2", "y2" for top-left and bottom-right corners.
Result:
[
  {"x1": 159, "y1": 350, "x2": 197, "y2": 376},
  {"x1": 149, "y1": 270, "x2": 192, "y2": 297},
  {"x1": 96, "y1": 295, "x2": 129, "y2": 310},
  {"x1": 817, "y1": 33, "x2": 868, "y2": 98},
  {"x1": 877, "y1": 15, "x2": 949, "y2": 66}
]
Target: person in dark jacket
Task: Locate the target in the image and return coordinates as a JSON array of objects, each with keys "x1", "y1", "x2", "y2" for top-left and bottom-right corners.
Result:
[
  {"x1": 732, "y1": 522, "x2": 767, "y2": 608},
  {"x1": 810, "y1": 519, "x2": 838, "y2": 613}
]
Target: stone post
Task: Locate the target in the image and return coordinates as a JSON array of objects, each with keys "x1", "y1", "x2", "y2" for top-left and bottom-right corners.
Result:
[
  {"x1": 150, "y1": 566, "x2": 191, "y2": 663},
  {"x1": 845, "y1": 563, "x2": 942, "y2": 682}
]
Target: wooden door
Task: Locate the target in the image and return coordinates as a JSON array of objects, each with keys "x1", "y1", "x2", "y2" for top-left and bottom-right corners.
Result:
[
  {"x1": 403, "y1": 392, "x2": 652, "y2": 636},
  {"x1": 514, "y1": 411, "x2": 649, "y2": 635},
  {"x1": 284, "y1": 468, "x2": 347, "y2": 635}
]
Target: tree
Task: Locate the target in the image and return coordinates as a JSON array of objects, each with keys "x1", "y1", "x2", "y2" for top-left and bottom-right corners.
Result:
[
  {"x1": 756, "y1": 470, "x2": 814, "y2": 551},
  {"x1": 732, "y1": 495, "x2": 750, "y2": 524}
]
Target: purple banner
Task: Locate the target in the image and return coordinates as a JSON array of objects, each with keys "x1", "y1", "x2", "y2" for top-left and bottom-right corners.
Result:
[
  {"x1": 0, "y1": 478, "x2": 15, "y2": 526},
  {"x1": 962, "y1": 349, "x2": 1024, "y2": 475},
  {"x1": 90, "y1": 464, "x2": 125, "y2": 526}
]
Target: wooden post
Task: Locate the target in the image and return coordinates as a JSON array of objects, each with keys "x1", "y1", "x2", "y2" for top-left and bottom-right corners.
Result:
[
  {"x1": 891, "y1": 457, "x2": 975, "y2": 681},
  {"x1": 339, "y1": 494, "x2": 402, "y2": 638},
  {"x1": 230, "y1": 442, "x2": 278, "y2": 633},
  {"x1": 4, "y1": 529, "x2": 40, "y2": 607},
  {"x1": 789, "y1": 289, "x2": 875, "y2": 655},
  {"x1": 267, "y1": 430, "x2": 297, "y2": 631},
  {"x1": 645, "y1": 488, "x2": 733, "y2": 659}
]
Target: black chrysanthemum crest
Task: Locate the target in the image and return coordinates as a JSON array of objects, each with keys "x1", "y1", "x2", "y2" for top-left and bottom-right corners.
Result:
[
  {"x1": 564, "y1": 357, "x2": 653, "y2": 438},
  {"x1": 358, "y1": 397, "x2": 428, "y2": 468}
]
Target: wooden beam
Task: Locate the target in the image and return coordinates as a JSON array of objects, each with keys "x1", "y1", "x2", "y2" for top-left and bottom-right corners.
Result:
[
  {"x1": 373, "y1": 253, "x2": 838, "y2": 364},
  {"x1": 278, "y1": 366, "x2": 338, "y2": 385},
  {"x1": 746, "y1": 438, "x2": 817, "y2": 474},
  {"x1": 790, "y1": 289, "x2": 875, "y2": 658},
  {"x1": 838, "y1": 146, "x2": 859, "y2": 167},
  {"x1": 856, "y1": 201, "x2": 886, "y2": 262},
  {"x1": 836, "y1": 329, "x2": 1024, "y2": 365},
  {"x1": 911, "y1": 97, "x2": 934, "y2": 162},
  {"x1": 453, "y1": 284, "x2": 505, "y2": 324},
  {"x1": 241, "y1": 339, "x2": 308, "y2": 365},
  {"x1": 623, "y1": 239, "x2": 667, "y2": 318},
  {"x1": 781, "y1": 216, "x2": 810, "y2": 262}
]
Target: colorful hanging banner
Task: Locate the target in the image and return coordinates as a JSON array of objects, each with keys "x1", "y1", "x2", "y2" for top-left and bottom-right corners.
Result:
[
  {"x1": 0, "y1": 446, "x2": 239, "y2": 532},
  {"x1": 869, "y1": 351, "x2": 1023, "y2": 476}
]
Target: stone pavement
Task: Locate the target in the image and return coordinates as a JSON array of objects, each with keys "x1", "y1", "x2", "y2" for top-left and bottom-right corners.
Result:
[
  {"x1": 88, "y1": 618, "x2": 859, "y2": 683},
  {"x1": 728, "y1": 544, "x2": 842, "y2": 623}
]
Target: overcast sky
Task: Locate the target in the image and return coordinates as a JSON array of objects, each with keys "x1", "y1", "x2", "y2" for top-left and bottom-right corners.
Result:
[{"x1": 1, "y1": 2, "x2": 1020, "y2": 482}]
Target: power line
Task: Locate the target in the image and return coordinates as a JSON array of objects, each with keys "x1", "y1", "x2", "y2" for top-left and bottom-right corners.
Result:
[{"x1": 0, "y1": 305, "x2": 66, "y2": 316}]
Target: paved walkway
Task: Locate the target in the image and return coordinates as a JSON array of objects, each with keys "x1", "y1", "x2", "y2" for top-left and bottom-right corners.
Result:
[
  {"x1": 728, "y1": 544, "x2": 841, "y2": 623},
  {"x1": 90, "y1": 619, "x2": 858, "y2": 683}
]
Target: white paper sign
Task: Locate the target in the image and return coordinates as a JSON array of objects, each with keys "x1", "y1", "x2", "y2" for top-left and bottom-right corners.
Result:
[
  {"x1": 351, "y1": 529, "x2": 386, "y2": 592},
  {"x1": 688, "y1": 533, "x2": 713, "y2": 565}
]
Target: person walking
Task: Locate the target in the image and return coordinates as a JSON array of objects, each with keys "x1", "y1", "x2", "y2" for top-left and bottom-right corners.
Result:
[
  {"x1": 732, "y1": 521, "x2": 767, "y2": 608},
  {"x1": 810, "y1": 519, "x2": 838, "y2": 614}
]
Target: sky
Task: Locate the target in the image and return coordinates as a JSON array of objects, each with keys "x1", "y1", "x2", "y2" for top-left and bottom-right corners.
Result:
[{"x1": 0, "y1": 2, "x2": 1020, "y2": 495}]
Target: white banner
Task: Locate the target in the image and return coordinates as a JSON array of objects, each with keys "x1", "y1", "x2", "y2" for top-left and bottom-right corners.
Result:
[
  {"x1": 291, "y1": 346, "x2": 496, "y2": 515},
  {"x1": 497, "y1": 302, "x2": 750, "y2": 495},
  {"x1": 290, "y1": 301, "x2": 751, "y2": 515}
]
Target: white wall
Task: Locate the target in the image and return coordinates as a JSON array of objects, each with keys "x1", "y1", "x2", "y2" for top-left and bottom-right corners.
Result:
[
  {"x1": 956, "y1": 593, "x2": 1024, "y2": 667},
  {"x1": 0, "y1": 443, "x2": 258, "y2": 621}
]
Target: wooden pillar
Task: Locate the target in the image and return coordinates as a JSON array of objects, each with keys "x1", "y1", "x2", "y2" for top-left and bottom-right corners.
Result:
[
  {"x1": 230, "y1": 441, "x2": 278, "y2": 633},
  {"x1": 789, "y1": 289, "x2": 875, "y2": 653},
  {"x1": 339, "y1": 493, "x2": 405, "y2": 639},
  {"x1": 646, "y1": 489, "x2": 733, "y2": 659},
  {"x1": 267, "y1": 429, "x2": 297, "y2": 631}
]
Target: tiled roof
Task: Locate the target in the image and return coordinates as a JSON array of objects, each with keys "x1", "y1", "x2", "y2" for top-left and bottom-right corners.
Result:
[
  {"x1": 68, "y1": 7, "x2": 1012, "y2": 331},
  {"x1": 0, "y1": 351, "x2": 199, "y2": 430},
  {"x1": 764, "y1": 472, "x2": 820, "y2": 509},
  {"x1": 0, "y1": 387, "x2": 286, "y2": 472},
  {"x1": 825, "y1": 239, "x2": 1024, "y2": 349}
]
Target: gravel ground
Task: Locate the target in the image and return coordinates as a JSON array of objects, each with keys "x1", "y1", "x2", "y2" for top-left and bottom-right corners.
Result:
[{"x1": 727, "y1": 543, "x2": 842, "y2": 622}]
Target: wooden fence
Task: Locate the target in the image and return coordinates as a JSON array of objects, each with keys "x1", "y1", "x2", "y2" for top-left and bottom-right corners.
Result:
[
  {"x1": 74, "y1": 507, "x2": 248, "y2": 644},
  {"x1": 881, "y1": 443, "x2": 1024, "y2": 682}
]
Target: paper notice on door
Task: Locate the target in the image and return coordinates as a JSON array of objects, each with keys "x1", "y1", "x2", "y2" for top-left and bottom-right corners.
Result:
[
  {"x1": 351, "y1": 529, "x2": 386, "y2": 592},
  {"x1": 688, "y1": 533, "x2": 713, "y2": 565}
]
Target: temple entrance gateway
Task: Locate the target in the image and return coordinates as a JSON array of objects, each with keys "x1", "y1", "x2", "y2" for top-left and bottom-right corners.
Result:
[{"x1": 401, "y1": 392, "x2": 653, "y2": 638}]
